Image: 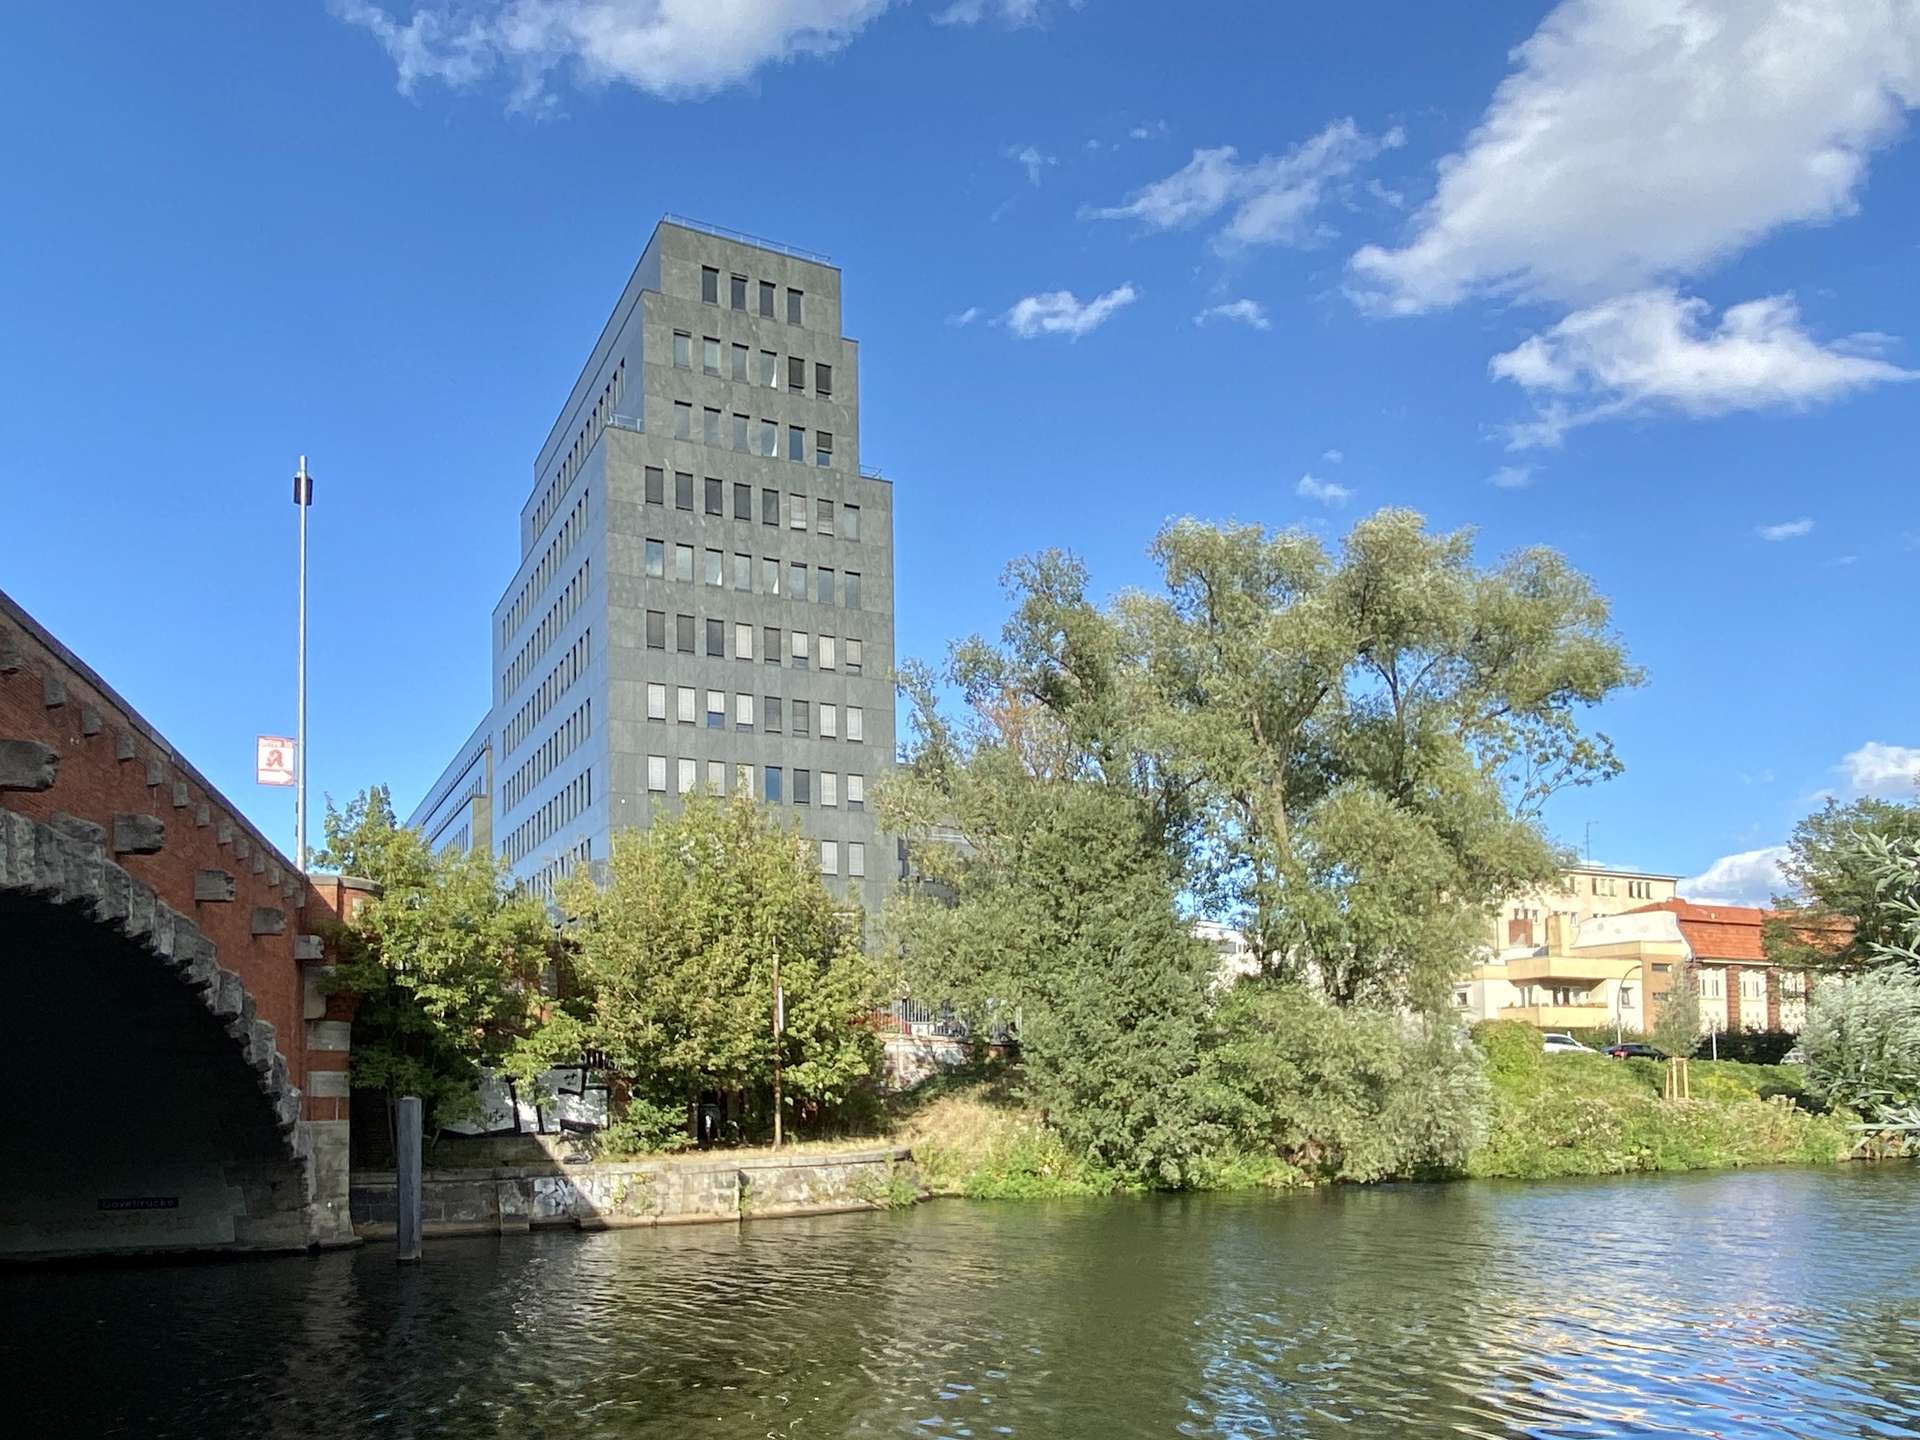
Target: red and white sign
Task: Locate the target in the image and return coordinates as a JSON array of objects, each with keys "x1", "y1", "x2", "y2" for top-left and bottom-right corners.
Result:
[{"x1": 256, "y1": 736, "x2": 296, "y2": 787}]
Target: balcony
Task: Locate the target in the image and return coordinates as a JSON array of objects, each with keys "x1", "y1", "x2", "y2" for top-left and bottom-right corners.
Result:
[
  {"x1": 1499, "y1": 1004, "x2": 1612, "y2": 1029},
  {"x1": 1504, "y1": 953, "x2": 1639, "y2": 985}
]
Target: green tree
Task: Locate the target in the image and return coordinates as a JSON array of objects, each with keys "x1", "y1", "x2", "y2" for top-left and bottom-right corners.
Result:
[
  {"x1": 1650, "y1": 961, "x2": 1702, "y2": 1059},
  {"x1": 535, "y1": 796, "x2": 881, "y2": 1152},
  {"x1": 1766, "y1": 798, "x2": 1920, "y2": 973},
  {"x1": 1800, "y1": 967, "x2": 1920, "y2": 1119},
  {"x1": 315, "y1": 786, "x2": 554, "y2": 1137}
]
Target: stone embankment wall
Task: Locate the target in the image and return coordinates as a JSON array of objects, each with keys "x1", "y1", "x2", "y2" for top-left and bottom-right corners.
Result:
[{"x1": 351, "y1": 1147, "x2": 916, "y2": 1238}]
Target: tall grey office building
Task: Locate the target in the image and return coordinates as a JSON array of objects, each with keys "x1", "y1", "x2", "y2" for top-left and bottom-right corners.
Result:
[{"x1": 409, "y1": 218, "x2": 895, "y2": 921}]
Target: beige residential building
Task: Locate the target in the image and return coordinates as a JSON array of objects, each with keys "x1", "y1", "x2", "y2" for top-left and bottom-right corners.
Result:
[{"x1": 1488, "y1": 863, "x2": 1679, "y2": 950}]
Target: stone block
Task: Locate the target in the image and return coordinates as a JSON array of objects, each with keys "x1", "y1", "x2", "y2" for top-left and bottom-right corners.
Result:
[
  {"x1": 309, "y1": 1020, "x2": 352, "y2": 1052},
  {"x1": 250, "y1": 853, "x2": 265, "y2": 875},
  {"x1": 234, "y1": 836, "x2": 250, "y2": 861},
  {"x1": 195, "y1": 803, "x2": 210, "y2": 827},
  {"x1": 114, "y1": 731, "x2": 136, "y2": 762},
  {"x1": 112, "y1": 813, "x2": 165, "y2": 854},
  {"x1": 91, "y1": 862, "x2": 131, "y2": 927},
  {"x1": 144, "y1": 758, "x2": 165, "y2": 788},
  {"x1": 9, "y1": 818, "x2": 60, "y2": 895},
  {"x1": 50, "y1": 812, "x2": 105, "y2": 846},
  {"x1": 125, "y1": 880, "x2": 155, "y2": 939},
  {"x1": 80, "y1": 703, "x2": 103, "y2": 736},
  {"x1": 0, "y1": 739, "x2": 59, "y2": 792},
  {"x1": 42, "y1": 674, "x2": 65, "y2": 709},
  {"x1": 171, "y1": 781, "x2": 189, "y2": 809},
  {"x1": 251, "y1": 905, "x2": 286, "y2": 936},
  {"x1": 211, "y1": 969, "x2": 244, "y2": 1019},
  {"x1": 56, "y1": 833, "x2": 103, "y2": 909},
  {"x1": 307, "y1": 1068, "x2": 350, "y2": 1099},
  {"x1": 195, "y1": 868, "x2": 237, "y2": 902},
  {"x1": 217, "y1": 819, "x2": 234, "y2": 845},
  {"x1": 294, "y1": 934, "x2": 324, "y2": 962},
  {"x1": 0, "y1": 631, "x2": 21, "y2": 673},
  {"x1": 0, "y1": 810, "x2": 26, "y2": 887}
]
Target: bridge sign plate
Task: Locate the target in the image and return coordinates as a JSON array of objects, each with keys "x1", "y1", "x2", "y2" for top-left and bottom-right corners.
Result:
[{"x1": 256, "y1": 736, "x2": 295, "y2": 787}]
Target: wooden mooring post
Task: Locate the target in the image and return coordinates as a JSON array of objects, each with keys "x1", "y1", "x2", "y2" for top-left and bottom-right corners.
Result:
[{"x1": 395, "y1": 1095, "x2": 423, "y2": 1262}]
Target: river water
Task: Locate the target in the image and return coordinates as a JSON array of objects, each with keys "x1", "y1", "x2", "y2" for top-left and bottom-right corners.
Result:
[{"x1": 9, "y1": 1167, "x2": 1918, "y2": 1438}]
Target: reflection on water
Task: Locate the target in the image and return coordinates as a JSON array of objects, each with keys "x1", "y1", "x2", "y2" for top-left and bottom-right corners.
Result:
[{"x1": 9, "y1": 1167, "x2": 1918, "y2": 1438}]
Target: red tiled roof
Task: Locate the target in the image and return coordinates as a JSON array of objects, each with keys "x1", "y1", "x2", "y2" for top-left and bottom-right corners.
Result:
[{"x1": 1625, "y1": 898, "x2": 1847, "y2": 964}]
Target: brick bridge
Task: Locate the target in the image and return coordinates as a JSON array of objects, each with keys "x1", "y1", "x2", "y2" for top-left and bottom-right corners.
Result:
[{"x1": 0, "y1": 588, "x2": 361, "y2": 1259}]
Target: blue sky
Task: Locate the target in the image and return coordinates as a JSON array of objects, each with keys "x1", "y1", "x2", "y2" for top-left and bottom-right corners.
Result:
[{"x1": 4, "y1": 1, "x2": 1917, "y2": 902}]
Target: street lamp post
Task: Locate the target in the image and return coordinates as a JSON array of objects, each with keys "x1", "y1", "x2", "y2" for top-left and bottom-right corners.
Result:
[
  {"x1": 1614, "y1": 960, "x2": 1645, "y2": 1045},
  {"x1": 293, "y1": 457, "x2": 312, "y2": 871}
]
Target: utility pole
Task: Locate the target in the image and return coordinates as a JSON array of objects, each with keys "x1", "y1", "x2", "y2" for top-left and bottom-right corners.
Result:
[
  {"x1": 771, "y1": 948, "x2": 784, "y2": 1149},
  {"x1": 293, "y1": 457, "x2": 312, "y2": 871}
]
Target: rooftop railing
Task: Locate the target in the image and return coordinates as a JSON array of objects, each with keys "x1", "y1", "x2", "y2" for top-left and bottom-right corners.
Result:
[{"x1": 661, "y1": 214, "x2": 832, "y2": 266}]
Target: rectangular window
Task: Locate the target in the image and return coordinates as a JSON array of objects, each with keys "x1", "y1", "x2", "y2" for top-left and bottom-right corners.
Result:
[
  {"x1": 735, "y1": 763, "x2": 754, "y2": 797},
  {"x1": 704, "y1": 549, "x2": 723, "y2": 586},
  {"x1": 788, "y1": 425, "x2": 805, "y2": 462},
  {"x1": 733, "y1": 552, "x2": 751, "y2": 591},
  {"x1": 847, "y1": 773, "x2": 864, "y2": 810},
  {"x1": 816, "y1": 498, "x2": 834, "y2": 535},
  {"x1": 702, "y1": 337, "x2": 721, "y2": 376},
  {"x1": 761, "y1": 488, "x2": 780, "y2": 526},
  {"x1": 788, "y1": 355, "x2": 806, "y2": 392},
  {"x1": 821, "y1": 771, "x2": 839, "y2": 808},
  {"x1": 675, "y1": 471, "x2": 694, "y2": 511},
  {"x1": 816, "y1": 568, "x2": 834, "y2": 605},
  {"x1": 759, "y1": 279, "x2": 775, "y2": 318},
  {"x1": 644, "y1": 538, "x2": 664, "y2": 578},
  {"x1": 648, "y1": 755, "x2": 668, "y2": 792},
  {"x1": 759, "y1": 349, "x2": 777, "y2": 387},
  {"x1": 845, "y1": 638, "x2": 863, "y2": 673},
  {"x1": 646, "y1": 466, "x2": 665, "y2": 505},
  {"x1": 820, "y1": 703, "x2": 838, "y2": 739},
  {"x1": 677, "y1": 757, "x2": 697, "y2": 795},
  {"x1": 848, "y1": 841, "x2": 865, "y2": 878},
  {"x1": 730, "y1": 274, "x2": 748, "y2": 310},
  {"x1": 790, "y1": 631, "x2": 809, "y2": 669},
  {"x1": 765, "y1": 766, "x2": 783, "y2": 803},
  {"x1": 731, "y1": 343, "x2": 749, "y2": 382},
  {"x1": 844, "y1": 572, "x2": 862, "y2": 609},
  {"x1": 676, "y1": 686, "x2": 696, "y2": 724},
  {"x1": 763, "y1": 625, "x2": 781, "y2": 663},
  {"x1": 706, "y1": 760, "x2": 725, "y2": 796},
  {"x1": 793, "y1": 700, "x2": 810, "y2": 737},
  {"x1": 787, "y1": 288, "x2": 803, "y2": 325},
  {"x1": 842, "y1": 503, "x2": 860, "y2": 541},
  {"x1": 674, "y1": 543, "x2": 693, "y2": 583},
  {"x1": 701, "y1": 267, "x2": 720, "y2": 304},
  {"x1": 706, "y1": 690, "x2": 725, "y2": 728},
  {"x1": 788, "y1": 560, "x2": 807, "y2": 597},
  {"x1": 646, "y1": 683, "x2": 667, "y2": 721},
  {"x1": 819, "y1": 635, "x2": 836, "y2": 671},
  {"x1": 705, "y1": 618, "x2": 724, "y2": 657},
  {"x1": 675, "y1": 613, "x2": 694, "y2": 653},
  {"x1": 735, "y1": 693, "x2": 754, "y2": 729},
  {"x1": 794, "y1": 768, "x2": 811, "y2": 804},
  {"x1": 733, "y1": 482, "x2": 752, "y2": 521},
  {"x1": 819, "y1": 840, "x2": 837, "y2": 875},
  {"x1": 704, "y1": 476, "x2": 723, "y2": 515},
  {"x1": 815, "y1": 431, "x2": 833, "y2": 468},
  {"x1": 761, "y1": 558, "x2": 781, "y2": 595},
  {"x1": 732, "y1": 413, "x2": 749, "y2": 452},
  {"x1": 703, "y1": 408, "x2": 722, "y2": 447},
  {"x1": 734, "y1": 621, "x2": 753, "y2": 659},
  {"x1": 847, "y1": 706, "x2": 864, "y2": 743},
  {"x1": 646, "y1": 610, "x2": 665, "y2": 649},
  {"x1": 673, "y1": 402, "x2": 691, "y2": 440},
  {"x1": 815, "y1": 362, "x2": 832, "y2": 397},
  {"x1": 672, "y1": 331, "x2": 692, "y2": 368},
  {"x1": 758, "y1": 420, "x2": 777, "y2": 458},
  {"x1": 764, "y1": 695, "x2": 783, "y2": 732},
  {"x1": 788, "y1": 494, "x2": 808, "y2": 530}
]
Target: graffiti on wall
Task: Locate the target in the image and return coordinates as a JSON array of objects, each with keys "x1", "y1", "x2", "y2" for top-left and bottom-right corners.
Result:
[{"x1": 440, "y1": 1064, "x2": 610, "y2": 1137}]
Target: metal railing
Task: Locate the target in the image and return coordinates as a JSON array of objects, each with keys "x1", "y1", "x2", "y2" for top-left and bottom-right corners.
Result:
[
  {"x1": 610, "y1": 413, "x2": 645, "y2": 432},
  {"x1": 661, "y1": 214, "x2": 831, "y2": 266},
  {"x1": 859, "y1": 463, "x2": 886, "y2": 480}
]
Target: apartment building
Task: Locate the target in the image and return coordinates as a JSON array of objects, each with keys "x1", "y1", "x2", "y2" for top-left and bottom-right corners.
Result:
[{"x1": 408, "y1": 218, "x2": 895, "y2": 919}]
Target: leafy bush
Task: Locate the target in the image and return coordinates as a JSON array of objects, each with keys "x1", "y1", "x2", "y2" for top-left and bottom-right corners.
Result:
[
  {"x1": 1800, "y1": 967, "x2": 1920, "y2": 1119},
  {"x1": 1703, "y1": 1029, "x2": 1801, "y2": 1065}
]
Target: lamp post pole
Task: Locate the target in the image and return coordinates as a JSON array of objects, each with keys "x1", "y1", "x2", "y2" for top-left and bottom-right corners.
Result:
[
  {"x1": 294, "y1": 457, "x2": 312, "y2": 871},
  {"x1": 1615, "y1": 961, "x2": 1644, "y2": 1045}
]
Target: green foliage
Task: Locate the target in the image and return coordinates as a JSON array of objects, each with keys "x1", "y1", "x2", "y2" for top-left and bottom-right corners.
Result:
[
  {"x1": 1201, "y1": 985, "x2": 1491, "y2": 1182},
  {"x1": 1650, "y1": 962, "x2": 1702, "y2": 1058},
  {"x1": 1699, "y1": 1029, "x2": 1800, "y2": 1065},
  {"x1": 1766, "y1": 798, "x2": 1920, "y2": 973},
  {"x1": 542, "y1": 796, "x2": 883, "y2": 1147},
  {"x1": 1800, "y1": 966, "x2": 1920, "y2": 1119},
  {"x1": 315, "y1": 786, "x2": 553, "y2": 1134}
]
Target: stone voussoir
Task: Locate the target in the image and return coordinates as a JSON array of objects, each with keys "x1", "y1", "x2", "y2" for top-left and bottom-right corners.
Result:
[
  {"x1": 195, "y1": 868, "x2": 237, "y2": 903},
  {"x1": 112, "y1": 813, "x2": 165, "y2": 855},
  {"x1": 0, "y1": 739, "x2": 60, "y2": 793}
]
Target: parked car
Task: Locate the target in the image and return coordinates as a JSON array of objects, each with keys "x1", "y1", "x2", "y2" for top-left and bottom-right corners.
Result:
[
  {"x1": 1542, "y1": 1032, "x2": 1597, "y2": 1054},
  {"x1": 1604, "y1": 1042, "x2": 1667, "y2": 1061},
  {"x1": 1781, "y1": 1045, "x2": 1807, "y2": 1065}
]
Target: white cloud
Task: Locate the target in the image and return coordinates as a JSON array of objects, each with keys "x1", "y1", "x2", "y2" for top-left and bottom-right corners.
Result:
[
  {"x1": 1842, "y1": 741, "x2": 1920, "y2": 799},
  {"x1": 1680, "y1": 845, "x2": 1790, "y2": 907},
  {"x1": 1322, "y1": 448, "x2": 1344, "y2": 464},
  {"x1": 1296, "y1": 473, "x2": 1353, "y2": 506},
  {"x1": 336, "y1": 0, "x2": 894, "y2": 106},
  {"x1": 1756, "y1": 517, "x2": 1814, "y2": 541},
  {"x1": 1489, "y1": 289, "x2": 1916, "y2": 448},
  {"x1": 935, "y1": 0, "x2": 1065, "y2": 26},
  {"x1": 946, "y1": 306, "x2": 981, "y2": 327},
  {"x1": 1004, "y1": 283, "x2": 1138, "y2": 340},
  {"x1": 1349, "y1": 0, "x2": 1920, "y2": 314},
  {"x1": 1088, "y1": 120, "x2": 1406, "y2": 250},
  {"x1": 1006, "y1": 143, "x2": 1056, "y2": 186},
  {"x1": 1193, "y1": 299, "x2": 1271, "y2": 331},
  {"x1": 1489, "y1": 464, "x2": 1535, "y2": 489},
  {"x1": 1129, "y1": 119, "x2": 1168, "y2": 141}
]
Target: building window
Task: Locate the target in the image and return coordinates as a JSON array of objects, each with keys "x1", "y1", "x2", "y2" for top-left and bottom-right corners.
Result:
[
  {"x1": 674, "y1": 544, "x2": 693, "y2": 583},
  {"x1": 673, "y1": 402, "x2": 691, "y2": 440},
  {"x1": 848, "y1": 842, "x2": 865, "y2": 878},
  {"x1": 790, "y1": 631, "x2": 809, "y2": 669},
  {"x1": 759, "y1": 349, "x2": 776, "y2": 387},
  {"x1": 675, "y1": 613, "x2": 695, "y2": 653},
  {"x1": 794, "y1": 768, "x2": 811, "y2": 804},
  {"x1": 705, "y1": 618, "x2": 724, "y2": 657},
  {"x1": 736, "y1": 693, "x2": 755, "y2": 730},
  {"x1": 788, "y1": 493, "x2": 808, "y2": 530},
  {"x1": 788, "y1": 560, "x2": 807, "y2": 597},
  {"x1": 765, "y1": 766, "x2": 783, "y2": 803},
  {"x1": 845, "y1": 572, "x2": 862, "y2": 609},
  {"x1": 646, "y1": 466, "x2": 665, "y2": 505},
  {"x1": 793, "y1": 701, "x2": 810, "y2": 737},
  {"x1": 819, "y1": 635, "x2": 836, "y2": 671},
  {"x1": 761, "y1": 558, "x2": 781, "y2": 595},
  {"x1": 764, "y1": 695, "x2": 783, "y2": 732},
  {"x1": 758, "y1": 420, "x2": 778, "y2": 458},
  {"x1": 787, "y1": 288, "x2": 803, "y2": 325},
  {"x1": 646, "y1": 610, "x2": 665, "y2": 649},
  {"x1": 788, "y1": 355, "x2": 806, "y2": 392},
  {"x1": 847, "y1": 773, "x2": 864, "y2": 810},
  {"x1": 847, "y1": 706, "x2": 864, "y2": 743},
  {"x1": 676, "y1": 686, "x2": 696, "y2": 724},
  {"x1": 842, "y1": 503, "x2": 860, "y2": 541},
  {"x1": 730, "y1": 274, "x2": 748, "y2": 310},
  {"x1": 704, "y1": 549, "x2": 723, "y2": 587},
  {"x1": 677, "y1": 757, "x2": 697, "y2": 795},
  {"x1": 707, "y1": 760, "x2": 726, "y2": 795},
  {"x1": 646, "y1": 683, "x2": 667, "y2": 721},
  {"x1": 763, "y1": 625, "x2": 781, "y2": 663},
  {"x1": 733, "y1": 553, "x2": 751, "y2": 591},
  {"x1": 815, "y1": 362, "x2": 832, "y2": 397},
  {"x1": 644, "y1": 538, "x2": 664, "y2": 578},
  {"x1": 816, "y1": 431, "x2": 833, "y2": 467},
  {"x1": 819, "y1": 840, "x2": 837, "y2": 875},
  {"x1": 648, "y1": 754, "x2": 668, "y2": 791},
  {"x1": 816, "y1": 498, "x2": 835, "y2": 535},
  {"x1": 735, "y1": 763, "x2": 754, "y2": 797},
  {"x1": 759, "y1": 279, "x2": 776, "y2": 318},
  {"x1": 704, "y1": 477, "x2": 723, "y2": 516},
  {"x1": 703, "y1": 408, "x2": 721, "y2": 447},
  {"x1": 675, "y1": 471, "x2": 694, "y2": 511},
  {"x1": 731, "y1": 343, "x2": 749, "y2": 382},
  {"x1": 788, "y1": 425, "x2": 805, "y2": 462},
  {"x1": 733, "y1": 482, "x2": 752, "y2": 521},
  {"x1": 731, "y1": 413, "x2": 749, "y2": 453},
  {"x1": 673, "y1": 331, "x2": 692, "y2": 368},
  {"x1": 702, "y1": 337, "x2": 721, "y2": 376},
  {"x1": 706, "y1": 690, "x2": 725, "y2": 729},
  {"x1": 820, "y1": 703, "x2": 838, "y2": 739},
  {"x1": 761, "y1": 488, "x2": 780, "y2": 526},
  {"x1": 734, "y1": 621, "x2": 753, "y2": 659},
  {"x1": 845, "y1": 638, "x2": 863, "y2": 673},
  {"x1": 821, "y1": 771, "x2": 839, "y2": 808},
  {"x1": 816, "y1": 568, "x2": 834, "y2": 605}
]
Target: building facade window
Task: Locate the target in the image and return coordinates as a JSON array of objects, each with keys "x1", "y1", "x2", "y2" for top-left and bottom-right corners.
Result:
[
  {"x1": 758, "y1": 350, "x2": 776, "y2": 387},
  {"x1": 790, "y1": 631, "x2": 809, "y2": 669},
  {"x1": 820, "y1": 703, "x2": 838, "y2": 739},
  {"x1": 701, "y1": 267, "x2": 719, "y2": 304},
  {"x1": 735, "y1": 693, "x2": 755, "y2": 729},
  {"x1": 788, "y1": 560, "x2": 806, "y2": 597},
  {"x1": 646, "y1": 466, "x2": 664, "y2": 505},
  {"x1": 706, "y1": 690, "x2": 725, "y2": 728},
  {"x1": 677, "y1": 757, "x2": 697, "y2": 794},
  {"x1": 847, "y1": 773, "x2": 864, "y2": 809},
  {"x1": 673, "y1": 402, "x2": 691, "y2": 439},
  {"x1": 644, "y1": 538, "x2": 664, "y2": 578},
  {"x1": 676, "y1": 686, "x2": 696, "y2": 724},
  {"x1": 763, "y1": 624, "x2": 781, "y2": 662},
  {"x1": 704, "y1": 548, "x2": 723, "y2": 586},
  {"x1": 648, "y1": 754, "x2": 667, "y2": 791},
  {"x1": 703, "y1": 408, "x2": 722, "y2": 446},
  {"x1": 765, "y1": 766, "x2": 783, "y2": 802},
  {"x1": 646, "y1": 682, "x2": 667, "y2": 721},
  {"x1": 845, "y1": 572, "x2": 862, "y2": 609},
  {"x1": 764, "y1": 696, "x2": 783, "y2": 732},
  {"x1": 847, "y1": 706, "x2": 864, "y2": 743},
  {"x1": 842, "y1": 503, "x2": 859, "y2": 541},
  {"x1": 730, "y1": 274, "x2": 748, "y2": 310},
  {"x1": 733, "y1": 482, "x2": 752, "y2": 521},
  {"x1": 788, "y1": 425, "x2": 805, "y2": 461},
  {"x1": 815, "y1": 431, "x2": 833, "y2": 467},
  {"x1": 705, "y1": 618, "x2": 724, "y2": 656},
  {"x1": 816, "y1": 568, "x2": 834, "y2": 605},
  {"x1": 733, "y1": 552, "x2": 751, "y2": 591},
  {"x1": 819, "y1": 635, "x2": 836, "y2": 671},
  {"x1": 674, "y1": 544, "x2": 693, "y2": 582},
  {"x1": 675, "y1": 471, "x2": 694, "y2": 510},
  {"x1": 758, "y1": 420, "x2": 777, "y2": 458},
  {"x1": 819, "y1": 840, "x2": 837, "y2": 875},
  {"x1": 788, "y1": 355, "x2": 806, "y2": 392},
  {"x1": 731, "y1": 343, "x2": 749, "y2": 381},
  {"x1": 794, "y1": 768, "x2": 811, "y2": 804},
  {"x1": 675, "y1": 613, "x2": 695, "y2": 653},
  {"x1": 761, "y1": 488, "x2": 780, "y2": 526},
  {"x1": 815, "y1": 362, "x2": 832, "y2": 397},
  {"x1": 672, "y1": 331, "x2": 691, "y2": 368},
  {"x1": 734, "y1": 621, "x2": 753, "y2": 659},
  {"x1": 702, "y1": 337, "x2": 721, "y2": 375},
  {"x1": 787, "y1": 288, "x2": 803, "y2": 325},
  {"x1": 646, "y1": 610, "x2": 665, "y2": 648},
  {"x1": 848, "y1": 842, "x2": 865, "y2": 878},
  {"x1": 759, "y1": 279, "x2": 776, "y2": 317}
]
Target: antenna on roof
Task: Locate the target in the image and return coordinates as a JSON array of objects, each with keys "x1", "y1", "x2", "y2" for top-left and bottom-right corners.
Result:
[{"x1": 1584, "y1": 820, "x2": 1596, "y2": 862}]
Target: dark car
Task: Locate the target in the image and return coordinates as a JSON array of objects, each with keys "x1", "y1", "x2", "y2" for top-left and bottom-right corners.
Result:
[{"x1": 1604, "y1": 1042, "x2": 1667, "y2": 1061}]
